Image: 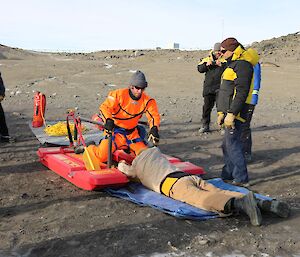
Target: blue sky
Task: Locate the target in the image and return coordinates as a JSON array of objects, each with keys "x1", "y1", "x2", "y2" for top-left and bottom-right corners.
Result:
[{"x1": 1, "y1": 0, "x2": 299, "y2": 52}]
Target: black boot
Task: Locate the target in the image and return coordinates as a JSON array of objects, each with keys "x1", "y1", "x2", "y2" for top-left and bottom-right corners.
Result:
[
  {"x1": 0, "y1": 135, "x2": 15, "y2": 143},
  {"x1": 74, "y1": 141, "x2": 96, "y2": 154},
  {"x1": 256, "y1": 199, "x2": 290, "y2": 218},
  {"x1": 199, "y1": 124, "x2": 210, "y2": 133},
  {"x1": 74, "y1": 145, "x2": 85, "y2": 154},
  {"x1": 233, "y1": 192, "x2": 262, "y2": 226}
]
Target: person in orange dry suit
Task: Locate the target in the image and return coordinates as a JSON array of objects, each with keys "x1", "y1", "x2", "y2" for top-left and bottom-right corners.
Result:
[{"x1": 86, "y1": 70, "x2": 160, "y2": 163}]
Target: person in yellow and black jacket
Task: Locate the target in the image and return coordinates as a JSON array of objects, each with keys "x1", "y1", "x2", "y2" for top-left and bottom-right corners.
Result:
[
  {"x1": 217, "y1": 38, "x2": 259, "y2": 186},
  {"x1": 86, "y1": 70, "x2": 160, "y2": 163},
  {"x1": 197, "y1": 43, "x2": 226, "y2": 133}
]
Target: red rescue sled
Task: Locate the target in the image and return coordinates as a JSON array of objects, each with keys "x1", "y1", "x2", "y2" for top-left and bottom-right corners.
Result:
[
  {"x1": 37, "y1": 112, "x2": 205, "y2": 191},
  {"x1": 38, "y1": 147, "x2": 129, "y2": 190},
  {"x1": 38, "y1": 147, "x2": 205, "y2": 191}
]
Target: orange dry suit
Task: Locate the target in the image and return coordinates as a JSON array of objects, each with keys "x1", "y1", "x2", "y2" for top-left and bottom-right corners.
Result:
[{"x1": 88, "y1": 88, "x2": 160, "y2": 163}]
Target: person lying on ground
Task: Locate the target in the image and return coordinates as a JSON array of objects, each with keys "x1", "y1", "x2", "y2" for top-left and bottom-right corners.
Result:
[{"x1": 117, "y1": 146, "x2": 290, "y2": 226}]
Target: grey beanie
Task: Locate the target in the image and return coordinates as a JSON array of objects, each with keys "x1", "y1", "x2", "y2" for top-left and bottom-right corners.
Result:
[
  {"x1": 213, "y1": 42, "x2": 221, "y2": 51},
  {"x1": 129, "y1": 70, "x2": 148, "y2": 88}
]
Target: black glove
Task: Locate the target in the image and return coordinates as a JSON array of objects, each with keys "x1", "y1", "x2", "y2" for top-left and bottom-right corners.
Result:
[
  {"x1": 104, "y1": 118, "x2": 115, "y2": 133},
  {"x1": 148, "y1": 126, "x2": 159, "y2": 146}
]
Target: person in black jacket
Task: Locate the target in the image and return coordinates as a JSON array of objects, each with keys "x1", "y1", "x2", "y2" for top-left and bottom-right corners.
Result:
[
  {"x1": 0, "y1": 72, "x2": 14, "y2": 143},
  {"x1": 197, "y1": 43, "x2": 225, "y2": 133},
  {"x1": 217, "y1": 38, "x2": 259, "y2": 185}
]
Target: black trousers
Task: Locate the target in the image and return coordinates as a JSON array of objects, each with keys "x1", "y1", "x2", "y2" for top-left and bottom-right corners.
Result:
[
  {"x1": 240, "y1": 104, "x2": 255, "y2": 155},
  {"x1": 201, "y1": 94, "x2": 217, "y2": 126},
  {"x1": 0, "y1": 102, "x2": 9, "y2": 136}
]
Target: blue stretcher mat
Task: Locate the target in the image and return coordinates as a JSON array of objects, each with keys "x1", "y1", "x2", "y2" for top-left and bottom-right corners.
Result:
[{"x1": 104, "y1": 178, "x2": 272, "y2": 220}]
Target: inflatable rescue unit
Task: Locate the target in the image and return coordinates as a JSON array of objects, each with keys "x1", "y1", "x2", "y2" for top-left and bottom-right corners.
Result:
[
  {"x1": 38, "y1": 147, "x2": 129, "y2": 190},
  {"x1": 38, "y1": 147, "x2": 205, "y2": 191},
  {"x1": 37, "y1": 111, "x2": 205, "y2": 191}
]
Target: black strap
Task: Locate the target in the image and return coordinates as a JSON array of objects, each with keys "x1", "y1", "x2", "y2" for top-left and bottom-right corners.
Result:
[
  {"x1": 66, "y1": 117, "x2": 73, "y2": 145},
  {"x1": 167, "y1": 171, "x2": 189, "y2": 179}
]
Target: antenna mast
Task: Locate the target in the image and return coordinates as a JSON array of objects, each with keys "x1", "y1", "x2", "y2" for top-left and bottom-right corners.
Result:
[{"x1": 221, "y1": 19, "x2": 224, "y2": 40}]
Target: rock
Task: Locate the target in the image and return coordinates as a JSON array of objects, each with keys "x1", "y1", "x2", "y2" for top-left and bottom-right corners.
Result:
[
  {"x1": 21, "y1": 193, "x2": 29, "y2": 199},
  {"x1": 104, "y1": 63, "x2": 113, "y2": 69},
  {"x1": 199, "y1": 239, "x2": 209, "y2": 245},
  {"x1": 167, "y1": 241, "x2": 178, "y2": 251}
]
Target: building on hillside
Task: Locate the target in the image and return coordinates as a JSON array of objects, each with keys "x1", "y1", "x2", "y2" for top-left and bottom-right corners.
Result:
[{"x1": 167, "y1": 42, "x2": 180, "y2": 49}]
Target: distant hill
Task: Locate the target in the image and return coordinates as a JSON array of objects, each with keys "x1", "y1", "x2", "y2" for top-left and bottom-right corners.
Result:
[
  {"x1": 0, "y1": 44, "x2": 39, "y2": 60},
  {"x1": 1, "y1": 32, "x2": 300, "y2": 63},
  {"x1": 0, "y1": 44, "x2": 8, "y2": 59},
  {"x1": 250, "y1": 32, "x2": 300, "y2": 63}
]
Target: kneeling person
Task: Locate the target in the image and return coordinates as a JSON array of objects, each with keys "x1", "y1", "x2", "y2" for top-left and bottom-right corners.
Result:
[{"x1": 83, "y1": 70, "x2": 160, "y2": 165}]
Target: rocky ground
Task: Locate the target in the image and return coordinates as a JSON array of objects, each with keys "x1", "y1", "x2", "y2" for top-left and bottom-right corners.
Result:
[{"x1": 0, "y1": 33, "x2": 300, "y2": 257}]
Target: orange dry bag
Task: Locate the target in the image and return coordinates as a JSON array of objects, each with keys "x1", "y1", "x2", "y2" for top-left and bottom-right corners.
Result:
[{"x1": 32, "y1": 91, "x2": 46, "y2": 128}]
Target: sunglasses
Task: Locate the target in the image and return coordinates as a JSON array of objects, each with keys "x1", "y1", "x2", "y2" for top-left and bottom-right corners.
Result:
[
  {"x1": 220, "y1": 49, "x2": 227, "y2": 54},
  {"x1": 133, "y1": 86, "x2": 145, "y2": 90}
]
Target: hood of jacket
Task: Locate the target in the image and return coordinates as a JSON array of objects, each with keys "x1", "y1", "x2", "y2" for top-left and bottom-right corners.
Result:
[{"x1": 232, "y1": 45, "x2": 259, "y2": 66}]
